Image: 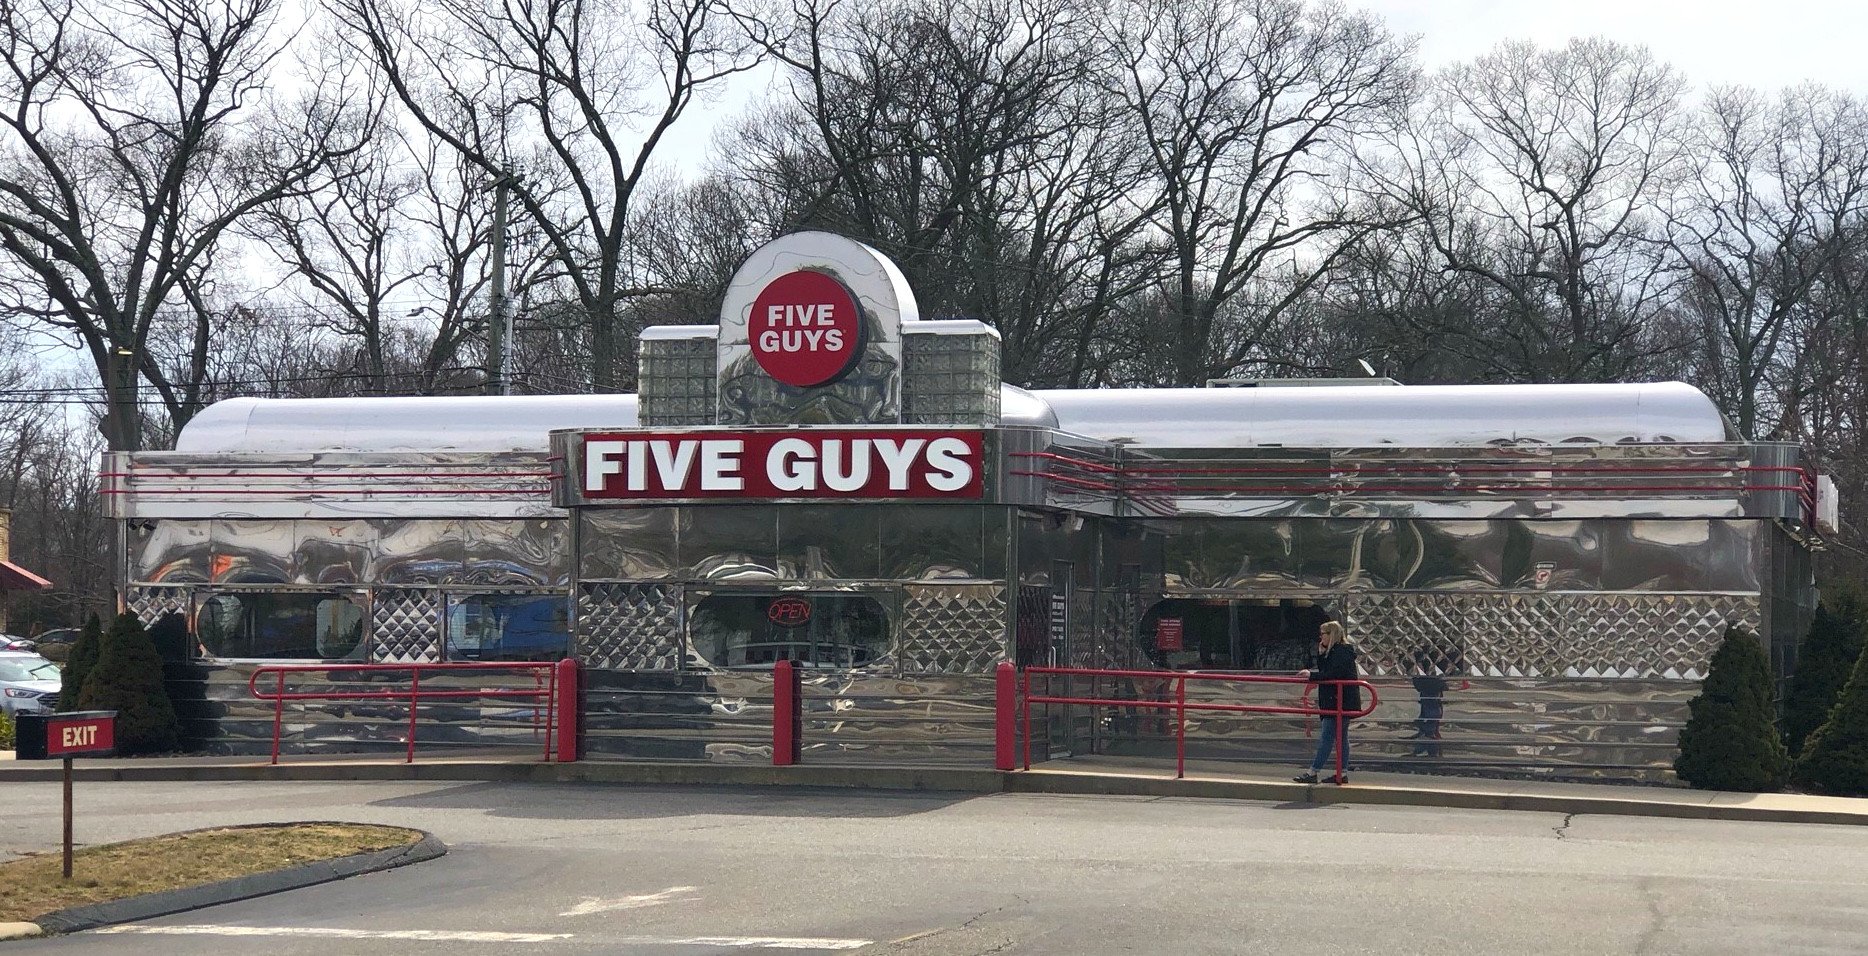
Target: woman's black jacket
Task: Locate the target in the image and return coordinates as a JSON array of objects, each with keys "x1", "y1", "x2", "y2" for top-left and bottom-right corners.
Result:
[{"x1": 1308, "y1": 643, "x2": 1362, "y2": 714}]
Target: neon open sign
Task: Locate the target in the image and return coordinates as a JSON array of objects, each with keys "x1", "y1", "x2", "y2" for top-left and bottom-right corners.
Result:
[{"x1": 767, "y1": 598, "x2": 813, "y2": 627}]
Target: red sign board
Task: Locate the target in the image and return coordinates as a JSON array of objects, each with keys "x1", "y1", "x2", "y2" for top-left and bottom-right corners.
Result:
[
  {"x1": 1155, "y1": 618, "x2": 1184, "y2": 652},
  {"x1": 580, "y1": 430, "x2": 984, "y2": 500},
  {"x1": 750, "y1": 270, "x2": 864, "y2": 387},
  {"x1": 768, "y1": 597, "x2": 812, "y2": 627},
  {"x1": 14, "y1": 711, "x2": 117, "y2": 760},
  {"x1": 47, "y1": 714, "x2": 114, "y2": 756}
]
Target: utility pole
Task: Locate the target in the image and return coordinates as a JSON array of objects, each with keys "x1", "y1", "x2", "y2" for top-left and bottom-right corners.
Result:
[{"x1": 486, "y1": 176, "x2": 512, "y2": 396}]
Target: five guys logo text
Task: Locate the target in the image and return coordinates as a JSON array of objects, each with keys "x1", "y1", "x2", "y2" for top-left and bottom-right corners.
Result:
[
  {"x1": 748, "y1": 270, "x2": 864, "y2": 387},
  {"x1": 581, "y1": 430, "x2": 984, "y2": 500}
]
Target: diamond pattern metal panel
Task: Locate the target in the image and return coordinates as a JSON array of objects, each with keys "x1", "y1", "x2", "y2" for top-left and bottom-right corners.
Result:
[
  {"x1": 899, "y1": 584, "x2": 1008, "y2": 675},
  {"x1": 371, "y1": 588, "x2": 440, "y2": 663},
  {"x1": 1344, "y1": 592, "x2": 1759, "y2": 680},
  {"x1": 127, "y1": 586, "x2": 191, "y2": 627},
  {"x1": 577, "y1": 582, "x2": 683, "y2": 671}
]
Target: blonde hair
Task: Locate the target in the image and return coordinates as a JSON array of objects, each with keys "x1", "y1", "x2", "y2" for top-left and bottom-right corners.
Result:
[{"x1": 1319, "y1": 621, "x2": 1348, "y2": 644}]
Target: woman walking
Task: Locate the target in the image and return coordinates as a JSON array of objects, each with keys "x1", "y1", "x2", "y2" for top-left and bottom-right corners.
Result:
[{"x1": 1294, "y1": 621, "x2": 1360, "y2": 785}]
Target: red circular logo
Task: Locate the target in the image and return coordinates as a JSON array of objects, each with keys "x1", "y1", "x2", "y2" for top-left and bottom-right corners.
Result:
[
  {"x1": 749, "y1": 271, "x2": 863, "y2": 387},
  {"x1": 767, "y1": 597, "x2": 813, "y2": 627}
]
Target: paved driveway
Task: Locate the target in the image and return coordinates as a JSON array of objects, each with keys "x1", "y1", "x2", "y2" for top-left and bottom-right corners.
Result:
[{"x1": 5, "y1": 779, "x2": 1868, "y2": 954}]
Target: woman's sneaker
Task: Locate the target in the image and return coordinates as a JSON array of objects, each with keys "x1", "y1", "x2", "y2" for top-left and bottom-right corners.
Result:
[{"x1": 1292, "y1": 772, "x2": 1319, "y2": 784}]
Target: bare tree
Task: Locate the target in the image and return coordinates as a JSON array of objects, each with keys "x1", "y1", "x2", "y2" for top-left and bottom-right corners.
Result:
[
  {"x1": 1395, "y1": 37, "x2": 1689, "y2": 382},
  {"x1": 732, "y1": 0, "x2": 1164, "y2": 386},
  {"x1": 1103, "y1": 0, "x2": 1415, "y2": 386},
  {"x1": 332, "y1": 0, "x2": 771, "y2": 390},
  {"x1": 246, "y1": 113, "x2": 523, "y2": 395},
  {"x1": 0, "y1": 0, "x2": 370, "y2": 450},
  {"x1": 1667, "y1": 85, "x2": 1868, "y2": 439}
]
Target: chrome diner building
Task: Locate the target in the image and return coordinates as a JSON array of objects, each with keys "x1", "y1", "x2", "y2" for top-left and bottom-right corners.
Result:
[{"x1": 108, "y1": 232, "x2": 1836, "y2": 780}]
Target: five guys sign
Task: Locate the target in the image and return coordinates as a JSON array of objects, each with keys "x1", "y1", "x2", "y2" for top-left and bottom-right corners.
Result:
[
  {"x1": 750, "y1": 270, "x2": 864, "y2": 387},
  {"x1": 581, "y1": 430, "x2": 984, "y2": 500}
]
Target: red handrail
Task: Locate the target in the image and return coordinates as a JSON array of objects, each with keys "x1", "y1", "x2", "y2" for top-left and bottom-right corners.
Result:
[
  {"x1": 249, "y1": 660, "x2": 572, "y2": 765},
  {"x1": 1014, "y1": 665, "x2": 1379, "y2": 784}
]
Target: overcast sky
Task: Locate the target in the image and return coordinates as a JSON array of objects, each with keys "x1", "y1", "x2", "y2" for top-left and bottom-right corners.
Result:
[{"x1": 1363, "y1": 0, "x2": 1868, "y2": 91}]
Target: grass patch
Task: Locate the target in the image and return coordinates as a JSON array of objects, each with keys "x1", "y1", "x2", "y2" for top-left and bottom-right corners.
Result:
[{"x1": 0, "y1": 823, "x2": 422, "y2": 924}]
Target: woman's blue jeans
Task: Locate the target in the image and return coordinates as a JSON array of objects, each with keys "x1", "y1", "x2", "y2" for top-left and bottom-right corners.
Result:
[{"x1": 1310, "y1": 716, "x2": 1349, "y2": 774}]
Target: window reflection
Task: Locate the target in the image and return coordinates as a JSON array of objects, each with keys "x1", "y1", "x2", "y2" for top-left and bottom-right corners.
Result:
[
  {"x1": 691, "y1": 593, "x2": 890, "y2": 669},
  {"x1": 1138, "y1": 598, "x2": 1331, "y2": 671},
  {"x1": 197, "y1": 593, "x2": 365, "y2": 660},
  {"x1": 445, "y1": 594, "x2": 570, "y2": 662}
]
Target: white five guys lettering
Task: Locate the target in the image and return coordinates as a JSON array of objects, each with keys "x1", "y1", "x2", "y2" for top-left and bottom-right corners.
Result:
[
  {"x1": 758, "y1": 302, "x2": 844, "y2": 353},
  {"x1": 584, "y1": 436, "x2": 976, "y2": 495}
]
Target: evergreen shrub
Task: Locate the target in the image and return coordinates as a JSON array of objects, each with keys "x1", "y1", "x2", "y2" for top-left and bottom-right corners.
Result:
[
  {"x1": 76, "y1": 613, "x2": 179, "y2": 755},
  {"x1": 1793, "y1": 641, "x2": 1868, "y2": 796},
  {"x1": 1674, "y1": 625, "x2": 1787, "y2": 792}
]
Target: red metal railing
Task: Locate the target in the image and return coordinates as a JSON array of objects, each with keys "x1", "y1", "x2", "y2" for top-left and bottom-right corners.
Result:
[
  {"x1": 249, "y1": 659, "x2": 579, "y2": 765},
  {"x1": 995, "y1": 663, "x2": 1378, "y2": 784}
]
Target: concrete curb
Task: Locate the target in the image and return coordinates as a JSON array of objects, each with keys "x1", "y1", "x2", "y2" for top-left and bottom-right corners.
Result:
[
  {"x1": 17, "y1": 827, "x2": 445, "y2": 938},
  {"x1": 2, "y1": 759, "x2": 1863, "y2": 827},
  {"x1": 1006, "y1": 771, "x2": 1868, "y2": 827}
]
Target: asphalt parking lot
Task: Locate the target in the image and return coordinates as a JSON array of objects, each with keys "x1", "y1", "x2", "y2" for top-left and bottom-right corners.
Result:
[{"x1": 4, "y1": 779, "x2": 1868, "y2": 954}]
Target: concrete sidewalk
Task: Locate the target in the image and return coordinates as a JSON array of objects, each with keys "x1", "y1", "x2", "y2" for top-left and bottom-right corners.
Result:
[{"x1": 2, "y1": 750, "x2": 1864, "y2": 827}]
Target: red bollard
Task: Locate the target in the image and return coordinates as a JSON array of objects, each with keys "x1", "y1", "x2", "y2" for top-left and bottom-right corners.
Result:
[
  {"x1": 994, "y1": 661, "x2": 1017, "y2": 771},
  {"x1": 773, "y1": 659, "x2": 799, "y2": 766},
  {"x1": 554, "y1": 658, "x2": 580, "y2": 763}
]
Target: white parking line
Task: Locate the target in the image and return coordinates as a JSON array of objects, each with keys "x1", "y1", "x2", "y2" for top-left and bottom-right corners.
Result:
[
  {"x1": 95, "y1": 924, "x2": 876, "y2": 950},
  {"x1": 94, "y1": 926, "x2": 571, "y2": 943},
  {"x1": 615, "y1": 938, "x2": 872, "y2": 951}
]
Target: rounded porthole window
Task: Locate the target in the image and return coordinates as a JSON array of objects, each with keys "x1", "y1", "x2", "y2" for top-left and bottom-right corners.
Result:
[
  {"x1": 197, "y1": 595, "x2": 244, "y2": 658},
  {"x1": 315, "y1": 599, "x2": 366, "y2": 659}
]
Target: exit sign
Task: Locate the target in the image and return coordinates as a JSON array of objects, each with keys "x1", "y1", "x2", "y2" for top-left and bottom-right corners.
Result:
[{"x1": 14, "y1": 711, "x2": 117, "y2": 760}]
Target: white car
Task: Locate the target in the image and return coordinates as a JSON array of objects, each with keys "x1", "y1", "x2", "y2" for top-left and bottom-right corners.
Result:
[{"x1": 0, "y1": 651, "x2": 60, "y2": 717}]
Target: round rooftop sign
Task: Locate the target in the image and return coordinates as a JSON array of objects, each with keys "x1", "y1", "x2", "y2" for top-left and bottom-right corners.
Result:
[{"x1": 749, "y1": 270, "x2": 864, "y2": 387}]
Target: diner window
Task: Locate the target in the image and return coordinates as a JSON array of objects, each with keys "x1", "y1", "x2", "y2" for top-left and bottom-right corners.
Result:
[
  {"x1": 197, "y1": 593, "x2": 366, "y2": 660},
  {"x1": 690, "y1": 593, "x2": 890, "y2": 670},
  {"x1": 445, "y1": 594, "x2": 570, "y2": 662}
]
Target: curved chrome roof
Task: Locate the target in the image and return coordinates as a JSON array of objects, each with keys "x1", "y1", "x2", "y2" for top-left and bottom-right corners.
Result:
[
  {"x1": 170, "y1": 382, "x2": 1732, "y2": 453},
  {"x1": 1037, "y1": 382, "x2": 1734, "y2": 447},
  {"x1": 174, "y1": 395, "x2": 643, "y2": 453}
]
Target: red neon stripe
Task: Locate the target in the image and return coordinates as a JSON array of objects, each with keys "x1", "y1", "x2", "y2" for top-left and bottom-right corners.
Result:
[{"x1": 102, "y1": 488, "x2": 548, "y2": 496}]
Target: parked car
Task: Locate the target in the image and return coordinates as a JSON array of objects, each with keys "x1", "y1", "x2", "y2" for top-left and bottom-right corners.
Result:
[
  {"x1": 0, "y1": 634, "x2": 37, "y2": 653},
  {"x1": 0, "y1": 651, "x2": 60, "y2": 717},
  {"x1": 30, "y1": 628, "x2": 81, "y2": 647}
]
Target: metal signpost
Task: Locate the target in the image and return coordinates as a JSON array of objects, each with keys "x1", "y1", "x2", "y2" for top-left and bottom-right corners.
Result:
[{"x1": 14, "y1": 711, "x2": 118, "y2": 879}]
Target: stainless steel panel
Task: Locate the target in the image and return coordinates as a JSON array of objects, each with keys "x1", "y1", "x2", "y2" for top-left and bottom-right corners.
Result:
[
  {"x1": 880, "y1": 506, "x2": 989, "y2": 580},
  {"x1": 209, "y1": 519, "x2": 295, "y2": 583},
  {"x1": 453, "y1": 518, "x2": 570, "y2": 586},
  {"x1": 677, "y1": 506, "x2": 778, "y2": 580},
  {"x1": 898, "y1": 583, "x2": 1008, "y2": 675},
  {"x1": 577, "y1": 582, "x2": 683, "y2": 670},
  {"x1": 366, "y1": 519, "x2": 462, "y2": 585},
  {"x1": 777, "y1": 505, "x2": 881, "y2": 580},
  {"x1": 131, "y1": 521, "x2": 212, "y2": 584},
  {"x1": 371, "y1": 588, "x2": 441, "y2": 663},
  {"x1": 289, "y1": 519, "x2": 376, "y2": 585},
  {"x1": 1085, "y1": 676, "x2": 1700, "y2": 782},
  {"x1": 579, "y1": 509, "x2": 680, "y2": 580}
]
